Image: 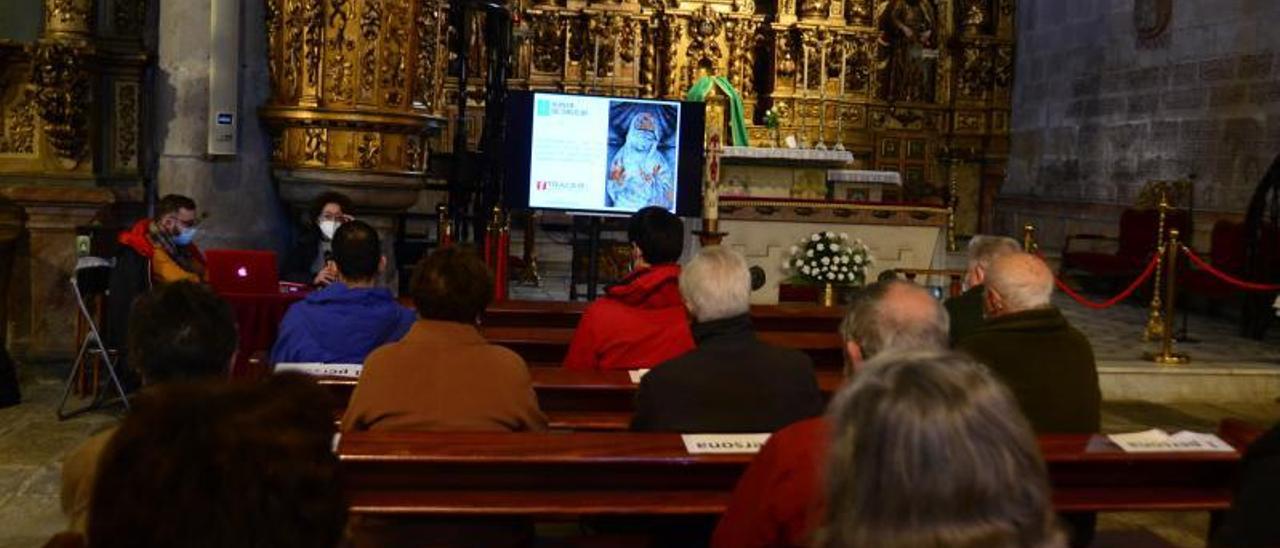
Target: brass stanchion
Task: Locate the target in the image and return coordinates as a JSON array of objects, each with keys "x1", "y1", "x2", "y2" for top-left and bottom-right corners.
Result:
[
  {"x1": 1022, "y1": 223, "x2": 1038, "y2": 253},
  {"x1": 517, "y1": 211, "x2": 542, "y2": 286},
  {"x1": 1143, "y1": 229, "x2": 1190, "y2": 365},
  {"x1": 1142, "y1": 190, "x2": 1170, "y2": 342}
]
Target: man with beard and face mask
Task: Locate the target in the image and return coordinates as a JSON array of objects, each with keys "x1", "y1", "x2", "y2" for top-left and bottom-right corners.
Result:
[
  {"x1": 284, "y1": 191, "x2": 355, "y2": 286},
  {"x1": 606, "y1": 110, "x2": 675, "y2": 211},
  {"x1": 118, "y1": 194, "x2": 207, "y2": 284}
]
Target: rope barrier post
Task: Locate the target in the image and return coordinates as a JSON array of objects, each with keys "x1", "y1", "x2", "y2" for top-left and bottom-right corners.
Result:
[
  {"x1": 1144, "y1": 228, "x2": 1189, "y2": 365},
  {"x1": 1143, "y1": 189, "x2": 1170, "y2": 342}
]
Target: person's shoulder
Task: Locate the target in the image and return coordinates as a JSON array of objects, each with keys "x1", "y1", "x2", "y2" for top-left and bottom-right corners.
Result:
[
  {"x1": 771, "y1": 416, "x2": 828, "y2": 446},
  {"x1": 639, "y1": 353, "x2": 696, "y2": 387}
]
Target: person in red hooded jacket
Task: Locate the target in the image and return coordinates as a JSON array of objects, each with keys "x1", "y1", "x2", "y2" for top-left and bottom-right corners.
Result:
[{"x1": 563, "y1": 207, "x2": 694, "y2": 371}]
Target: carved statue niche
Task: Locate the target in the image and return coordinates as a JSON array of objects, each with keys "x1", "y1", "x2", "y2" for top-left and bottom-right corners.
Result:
[
  {"x1": 846, "y1": 0, "x2": 871, "y2": 24},
  {"x1": 685, "y1": 7, "x2": 724, "y2": 84},
  {"x1": 799, "y1": 0, "x2": 830, "y2": 20},
  {"x1": 30, "y1": 41, "x2": 91, "y2": 166},
  {"x1": 842, "y1": 35, "x2": 872, "y2": 93},
  {"x1": 961, "y1": 0, "x2": 989, "y2": 35},
  {"x1": 529, "y1": 11, "x2": 565, "y2": 74},
  {"x1": 876, "y1": 0, "x2": 939, "y2": 103}
]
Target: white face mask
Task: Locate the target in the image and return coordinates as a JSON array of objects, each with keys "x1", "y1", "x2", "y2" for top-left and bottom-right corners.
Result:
[{"x1": 318, "y1": 220, "x2": 339, "y2": 240}]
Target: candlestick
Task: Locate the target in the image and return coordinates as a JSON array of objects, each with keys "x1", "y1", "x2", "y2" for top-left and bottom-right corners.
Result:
[{"x1": 839, "y1": 41, "x2": 846, "y2": 96}]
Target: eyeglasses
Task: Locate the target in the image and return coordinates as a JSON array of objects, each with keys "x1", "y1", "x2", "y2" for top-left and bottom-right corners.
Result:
[
  {"x1": 318, "y1": 213, "x2": 354, "y2": 223},
  {"x1": 162, "y1": 215, "x2": 200, "y2": 229}
]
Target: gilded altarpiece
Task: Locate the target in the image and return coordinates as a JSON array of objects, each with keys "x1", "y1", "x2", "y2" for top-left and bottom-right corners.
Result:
[
  {"x1": 430, "y1": 0, "x2": 1015, "y2": 231},
  {"x1": 0, "y1": 0, "x2": 150, "y2": 359}
]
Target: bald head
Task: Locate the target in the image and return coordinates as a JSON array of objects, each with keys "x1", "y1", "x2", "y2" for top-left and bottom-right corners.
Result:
[
  {"x1": 840, "y1": 280, "x2": 950, "y2": 369},
  {"x1": 984, "y1": 252, "x2": 1054, "y2": 315}
]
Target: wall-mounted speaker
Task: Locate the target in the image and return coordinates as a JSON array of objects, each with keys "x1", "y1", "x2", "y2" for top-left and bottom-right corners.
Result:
[{"x1": 207, "y1": 0, "x2": 240, "y2": 156}]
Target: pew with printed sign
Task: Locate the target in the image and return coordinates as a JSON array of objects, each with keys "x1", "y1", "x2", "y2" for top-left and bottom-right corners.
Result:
[{"x1": 338, "y1": 421, "x2": 1256, "y2": 521}]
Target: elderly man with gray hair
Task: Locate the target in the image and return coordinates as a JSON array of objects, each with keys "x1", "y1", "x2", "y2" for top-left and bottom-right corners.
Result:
[
  {"x1": 631, "y1": 246, "x2": 823, "y2": 433},
  {"x1": 956, "y1": 251, "x2": 1101, "y2": 548},
  {"x1": 713, "y1": 279, "x2": 952, "y2": 548},
  {"x1": 946, "y1": 235, "x2": 1023, "y2": 344},
  {"x1": 956, "y1": 251, "x2": 1100, "y2": 434}
]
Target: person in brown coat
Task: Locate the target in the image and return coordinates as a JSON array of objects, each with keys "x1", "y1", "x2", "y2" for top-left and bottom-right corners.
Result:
[{"x1": 341, "y1": 247, "x2": 547, "y2": 433}]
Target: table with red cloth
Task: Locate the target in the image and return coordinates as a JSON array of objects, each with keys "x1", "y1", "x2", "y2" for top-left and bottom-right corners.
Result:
[{"x1": 219, "y1": 290, "x2": 306, "y2": 379}]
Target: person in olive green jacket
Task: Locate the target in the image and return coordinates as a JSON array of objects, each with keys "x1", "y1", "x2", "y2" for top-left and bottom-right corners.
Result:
[
  {"x1": 944, "y1": 235, "x2": 1022, "y2": 345},
  {"x1": 956, "y1": 252, "x2": 1101, "y2": 548}
]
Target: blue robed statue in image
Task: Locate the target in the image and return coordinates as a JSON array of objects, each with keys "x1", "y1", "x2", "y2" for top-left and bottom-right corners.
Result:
[{"x1": 606, "y1": 109, "x2": 675, "y2": 210}]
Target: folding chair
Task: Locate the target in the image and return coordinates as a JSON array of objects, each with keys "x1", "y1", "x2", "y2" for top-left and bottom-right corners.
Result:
[{"x1": 57, "y1": 256, "x2": 131, "y2": 419}]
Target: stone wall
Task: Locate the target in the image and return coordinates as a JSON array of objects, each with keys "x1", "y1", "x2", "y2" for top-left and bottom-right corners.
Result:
[
  {"x1": 153, "y1": 0, "x2": 289, "y2": 253},
  {"x1": 1000, "y1": 0, "x2": 1280, "y2": 250}
]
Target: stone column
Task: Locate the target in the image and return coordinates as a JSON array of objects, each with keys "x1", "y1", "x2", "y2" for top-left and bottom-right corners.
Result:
[
  {"x1": 0, "y1": 202, "x2": 23, "y2": 353},
  {"x1": 1, "y1": 187, "x2": 113, "y2": 362}
]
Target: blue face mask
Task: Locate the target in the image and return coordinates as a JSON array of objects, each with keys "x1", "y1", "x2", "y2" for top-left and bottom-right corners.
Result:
[{"x1": 173, "y1": 227, "x2": 197, "y2": 246}]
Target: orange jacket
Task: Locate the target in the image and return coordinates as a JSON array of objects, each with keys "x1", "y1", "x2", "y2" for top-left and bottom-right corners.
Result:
[{"x1": 118, "y1": 218, "x2": 206, "y2": 284}]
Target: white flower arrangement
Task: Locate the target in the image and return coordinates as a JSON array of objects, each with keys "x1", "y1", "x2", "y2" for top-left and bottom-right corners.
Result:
[{"x1": 783, "y1": 231, "x2": 873, "y2": 286}]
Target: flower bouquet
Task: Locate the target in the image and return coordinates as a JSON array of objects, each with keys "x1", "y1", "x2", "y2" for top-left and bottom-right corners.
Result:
[{"x1": 783, "y1": 231, "x2": 873, "y2": 305}]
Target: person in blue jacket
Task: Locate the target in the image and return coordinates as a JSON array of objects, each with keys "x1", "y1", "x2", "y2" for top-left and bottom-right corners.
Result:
[{"x1": 271, "y1": 220, "x2": 415, "y2": 365}]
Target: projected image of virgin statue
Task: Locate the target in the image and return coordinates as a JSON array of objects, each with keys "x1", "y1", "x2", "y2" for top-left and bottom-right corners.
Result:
[{"x1": 604, "y1": 101, "x2": 678, "y2": 211}]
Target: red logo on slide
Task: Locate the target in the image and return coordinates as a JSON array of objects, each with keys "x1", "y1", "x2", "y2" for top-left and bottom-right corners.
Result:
[{"x1": 536, "y1": 181, "x2": 548, "y2": 190}]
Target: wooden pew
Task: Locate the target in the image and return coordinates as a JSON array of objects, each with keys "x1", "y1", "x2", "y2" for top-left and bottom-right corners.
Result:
[
  {"x1": 481, "y1": 300, "x2": 845, "y2": 334},
  {"x1": 320, "y1": 367, "x2": 847, "y2": 431},
  {"x1": 338, "y1": 422, "x2": 1253, "y2": 518},
  {"x1": 480, "y1": 326, "x2": 846, "y2": 369}
]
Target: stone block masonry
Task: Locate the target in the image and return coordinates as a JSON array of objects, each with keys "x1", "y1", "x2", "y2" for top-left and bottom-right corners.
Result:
[{"x1": 1001, "y1": 0, "x2": 1280, "y2": 250}]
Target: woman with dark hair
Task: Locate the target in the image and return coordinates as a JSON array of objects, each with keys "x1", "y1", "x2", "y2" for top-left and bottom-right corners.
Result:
[
  {"x1": 815, "y1": 351, "x2": 1065, "y2": 548},
  {"x1": 85, "y1": 373, "x2": 345, "y2": 548},
  {"x1": 283, "y1": 191, "x2": 354, "y2": 286},
  {"x1": 342, "y1": 246, "x2": 546, "y2": 432}
]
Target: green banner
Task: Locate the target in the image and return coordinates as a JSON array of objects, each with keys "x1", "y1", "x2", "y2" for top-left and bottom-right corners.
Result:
[{"x1": 685, "y1": 75, "x2": 750, "y2": 147}]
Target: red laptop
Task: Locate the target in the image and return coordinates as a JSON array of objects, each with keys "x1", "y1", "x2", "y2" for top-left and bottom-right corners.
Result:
[{"x1": 205, "y1": 249, "x2": 280, "y2": 295}]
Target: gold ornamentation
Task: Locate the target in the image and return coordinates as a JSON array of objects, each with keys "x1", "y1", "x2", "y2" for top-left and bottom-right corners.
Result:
[
  {"x1": 46, "y1": 0, "x2": 92, "y2": 34},
  {"x1": 530, "y1": 11, "x2": 565, "y2": 74},
  {"x1": 31, "y1": 41, "x2": 91, "y2": 165},
  {"x1": 958, "y1": 45, "x2": 992, "y2": 98},
  {"x1": 800, "y1": 0, "x2": 829, "y2": 20},
  {"x1": 962, "y1": 0, "x2": 987, "y2": 34},
  {"x1": 360, "y1": 0, "x2": 383, "y2": 101},
  {"x1": 357, "y1": 132, "x2": 381, "y2": 168},
  {"x1": 326, "y1": 0, "x2": 355, "y2": 104},
  {"x1": 0, "y1": 88, "x2": 36, "y2": 155},
  {"x1": 405, "y1": 134, "x2": 422, "y2": 171},
  {"x1": 686, "y1": 7, "x2": 724, "y2": 83},
  {"x1": 115, "y1": 82, "x2": 139, "y2": 169},
  {"x1": 381, "y1": 1, "x2": 409, "y2": 106},
  {"x1": 304, "y1": 127, "x2": 328, "y2": 164},
  {"x1": 303, "y1": 0, "x2": 325, "y2": 94},
  {"x1": 415, "y1": 0, "x2": 444, "y2": 111}
]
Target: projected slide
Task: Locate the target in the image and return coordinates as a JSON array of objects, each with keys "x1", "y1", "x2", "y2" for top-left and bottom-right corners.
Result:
[{"x1": 528, "y1": 93, "x2": 681, "y2": 213}]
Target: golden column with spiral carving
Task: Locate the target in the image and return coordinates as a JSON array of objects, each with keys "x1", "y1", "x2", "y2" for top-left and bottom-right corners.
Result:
[{"x1": 260, "y1": 0, "x2": 448, "y2": 212}]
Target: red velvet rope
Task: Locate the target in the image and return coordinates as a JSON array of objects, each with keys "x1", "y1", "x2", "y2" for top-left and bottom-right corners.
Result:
[
  {"x1": 1180, "y1": 245, "x2": 1280, "y2": 292},
  {"x1": 1049, "y1": 251, "x2": 1161, "y2": 310}
]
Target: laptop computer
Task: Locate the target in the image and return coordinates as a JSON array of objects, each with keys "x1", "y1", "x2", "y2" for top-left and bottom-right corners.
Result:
[{"x1": 205, "y1": 249, "x2": 280, "y2": 295}]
